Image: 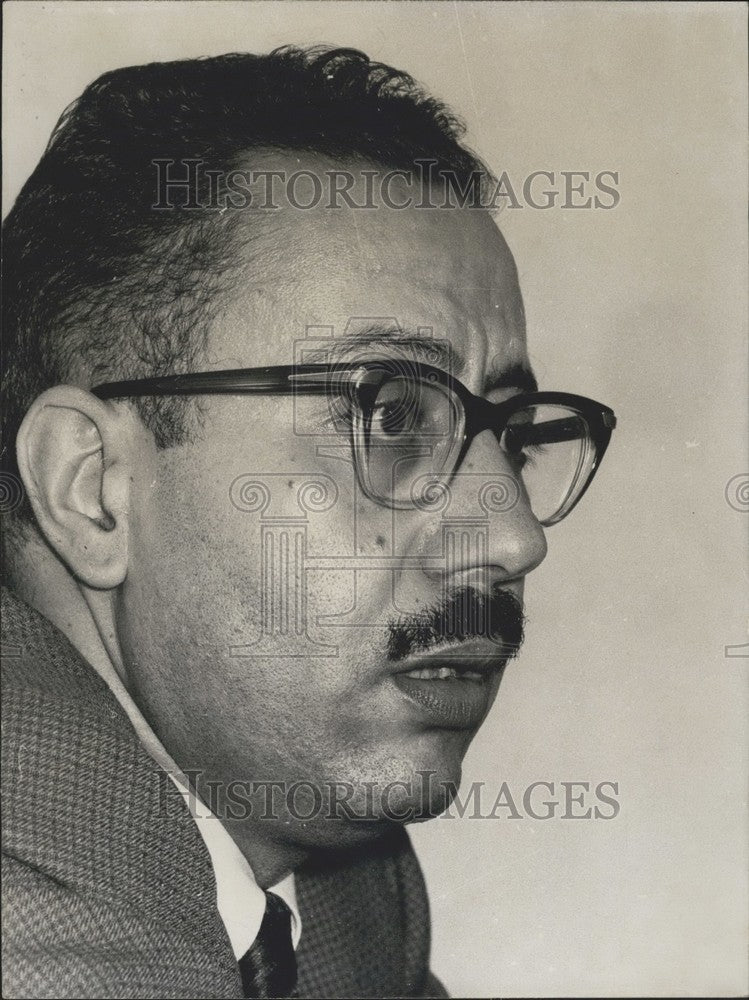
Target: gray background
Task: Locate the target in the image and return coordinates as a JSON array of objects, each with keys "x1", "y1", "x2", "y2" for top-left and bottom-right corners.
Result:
[{"x1": 3, "y1": 2, "x2": 747, "y2": 996}]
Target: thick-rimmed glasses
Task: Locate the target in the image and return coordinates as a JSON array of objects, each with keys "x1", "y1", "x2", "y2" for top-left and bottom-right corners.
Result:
[{"x1": 92, "y1": 360, "x2": 616, "y2": 526}]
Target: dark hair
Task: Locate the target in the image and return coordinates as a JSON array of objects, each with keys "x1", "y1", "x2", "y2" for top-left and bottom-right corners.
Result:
[{"x1": 1, "y1": 45, "x2": 491, "y2": 525}]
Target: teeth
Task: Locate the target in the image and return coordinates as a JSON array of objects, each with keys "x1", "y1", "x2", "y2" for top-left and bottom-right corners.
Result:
[
  {"x1": 403, "y1": 666, "x2": 484, "y2": 681},
  {"x1": 405, "y1": 666, "x2": 457, "y2": 680}
]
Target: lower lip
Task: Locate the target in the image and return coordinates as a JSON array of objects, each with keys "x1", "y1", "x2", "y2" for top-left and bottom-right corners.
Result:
[{"x1": 392, "y1": 671, "x2": 499, "y2": 729}]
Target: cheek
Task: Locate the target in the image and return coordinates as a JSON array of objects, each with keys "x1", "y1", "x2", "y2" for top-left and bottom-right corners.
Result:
[
  {"x1": 123, "y1": 444, "x2": 263, "y2": 671},
  {"x1": 125, "y1": 448, "x2": 376, "y2": 690}
]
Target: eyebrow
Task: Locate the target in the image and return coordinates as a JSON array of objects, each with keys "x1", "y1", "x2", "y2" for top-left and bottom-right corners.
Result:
[
  {"x1": 303, "y1": 323, "x2": 538, "y2": 395},
  {"x1": 485, "y1": 360, "x2": 538, "y2": 395}
]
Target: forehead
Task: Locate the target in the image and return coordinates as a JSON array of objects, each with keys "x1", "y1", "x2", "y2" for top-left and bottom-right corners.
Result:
[{"x1": 211, "y1": 157, "x2": 527, "y2": 375}]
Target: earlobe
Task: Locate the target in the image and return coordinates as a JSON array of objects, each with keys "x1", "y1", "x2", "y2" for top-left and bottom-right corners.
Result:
[{"x1": 16, "y1": 386, "x2": 131, "y2": 589}]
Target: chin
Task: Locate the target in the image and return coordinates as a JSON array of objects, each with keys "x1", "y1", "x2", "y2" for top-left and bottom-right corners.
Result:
[
  {"x1": 323, "y1": 738, "x2": 473, "y2": 830},
  {"x1": 218, "y1": 725, "x2": 478, "y2": 854},
  {"x1": 267, "y1": 778, "x2": 461, "y2": 854}
]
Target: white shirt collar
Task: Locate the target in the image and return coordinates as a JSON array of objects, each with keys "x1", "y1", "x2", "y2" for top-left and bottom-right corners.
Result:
[{"x1": 88, "y1": 657, "x2": 302, "y2": 959}]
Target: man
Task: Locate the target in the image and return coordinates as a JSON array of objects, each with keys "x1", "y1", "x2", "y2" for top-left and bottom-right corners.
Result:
[{"x1": 1, "y1": 46, "x2": 615, "y2": 998}]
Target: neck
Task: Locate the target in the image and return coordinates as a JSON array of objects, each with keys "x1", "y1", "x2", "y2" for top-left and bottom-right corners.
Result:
[{"x1": 222, "y1": 819, "x2": 309, "y2": 889}]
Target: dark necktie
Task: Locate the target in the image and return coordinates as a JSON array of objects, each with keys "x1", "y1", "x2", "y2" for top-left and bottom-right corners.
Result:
[{"x1": 238, "y1": 891, "x2": 298, "y2": 999}]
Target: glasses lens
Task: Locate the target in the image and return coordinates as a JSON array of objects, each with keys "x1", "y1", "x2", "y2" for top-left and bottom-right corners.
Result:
[
  {"x1": 357, "y1": 374, "x2": 464, "y2": 505},
  {"x1": 500, "y1": 404, "x2": 595, "y2": 525}
]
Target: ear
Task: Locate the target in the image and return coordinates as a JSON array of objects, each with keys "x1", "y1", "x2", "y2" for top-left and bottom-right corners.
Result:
[{"x1": 16, "y1": 386, "x2": 132, "y2": 589}]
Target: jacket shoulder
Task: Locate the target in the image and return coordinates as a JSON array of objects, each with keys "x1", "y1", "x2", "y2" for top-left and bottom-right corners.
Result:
[
  {"x1": 1, "y1": 588, "x2": 199, "y2": 896},
  {"x1": 1, "y1": 588, "x2": 237, "y2": 998},
  {"x1": 1, "y1": 853, "x2": 240, "y2": 999}
]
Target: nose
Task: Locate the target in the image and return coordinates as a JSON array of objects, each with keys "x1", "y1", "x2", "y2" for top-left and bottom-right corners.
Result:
[{"x1": 426, "y1": 428, "x2": 548, "y2": 583}]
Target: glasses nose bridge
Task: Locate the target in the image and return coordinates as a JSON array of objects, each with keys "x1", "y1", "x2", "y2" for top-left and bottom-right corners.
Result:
[
  {"x1": 446, "y1": 396, "x2": 519, "y2": 507},
  {"x1": 458, "y1": 393, "x2": 512, "y2": 467},
  {"x1": 445, "y1": 394, "x2": 546, "y2": 532},
  {"x1": 441, "y1": 402, "x2": 548, "y2": 581}
]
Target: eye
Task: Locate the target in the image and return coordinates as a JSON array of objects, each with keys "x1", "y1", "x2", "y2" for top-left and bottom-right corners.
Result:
[
  {"x1": 367, "y1": 377, "x2": 430, "y2": 441},
  {"x1": 371, "y1": 398, "x2": 411, "y2": 437}
]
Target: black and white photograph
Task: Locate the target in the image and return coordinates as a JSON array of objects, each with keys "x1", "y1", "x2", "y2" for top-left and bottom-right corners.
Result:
[{"x1": 1, "y1": 2, "x2": 746, "y2": 997}]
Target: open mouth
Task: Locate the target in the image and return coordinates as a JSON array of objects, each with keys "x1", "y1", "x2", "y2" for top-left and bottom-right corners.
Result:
[
  {"x1": 391, "y1": 640, "x2": 511, "y2": 728},
  {"x1": 400, "y1": 664, "x2": 486, "y2": 683}
]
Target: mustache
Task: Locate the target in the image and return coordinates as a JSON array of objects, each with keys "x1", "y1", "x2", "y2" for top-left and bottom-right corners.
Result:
[{"x1": 387, "y1": 585, "x2": 525, "y2": 662}]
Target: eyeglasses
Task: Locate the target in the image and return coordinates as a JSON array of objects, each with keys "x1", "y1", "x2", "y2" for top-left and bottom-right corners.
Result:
[{"x1": 92, "y1": 360, "x2": 616, "y2": 525}]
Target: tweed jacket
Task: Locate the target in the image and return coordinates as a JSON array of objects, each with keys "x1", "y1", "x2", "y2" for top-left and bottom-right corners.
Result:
[{"x1": 1, "y1": 587, "x2": 447, "y2": 999}]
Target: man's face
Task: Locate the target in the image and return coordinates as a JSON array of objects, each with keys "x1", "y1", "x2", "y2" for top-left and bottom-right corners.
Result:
[{"x1": 116, "y1": 162, "x2": 547, "y2": 844}]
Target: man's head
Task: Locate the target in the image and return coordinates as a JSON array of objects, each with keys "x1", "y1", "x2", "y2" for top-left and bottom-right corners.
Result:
[
  {"x1": 2, "y1": 46, "x2": 490, "y2": 481},
  {"x1": 2, "y1": 47, "x2": 565, "y2": 870}
]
